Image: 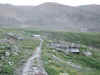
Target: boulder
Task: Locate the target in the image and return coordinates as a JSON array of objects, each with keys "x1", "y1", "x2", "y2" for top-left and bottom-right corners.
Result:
[
  {"x1": 82, "y1": 51, "x2": 92, "y2": 56},
  {"x1": 8, "y1": 61, "x2": 14, "y2": 65},
  {"x1": 5, "y1": 51, "x2": 10, "y2": 57}
]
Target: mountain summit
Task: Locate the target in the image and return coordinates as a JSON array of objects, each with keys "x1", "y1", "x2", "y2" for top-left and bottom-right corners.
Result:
[{"x1": 0, "y1": 2, "x2": 100, "y2": 32}]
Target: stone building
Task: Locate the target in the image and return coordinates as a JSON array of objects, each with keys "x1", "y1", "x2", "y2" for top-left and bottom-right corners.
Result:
[{"x1": 6, "y1": 33, "x2": 18, "y2": 44}]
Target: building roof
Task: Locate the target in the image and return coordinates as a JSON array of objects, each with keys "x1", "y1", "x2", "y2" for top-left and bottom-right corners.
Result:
[
  {"x1": 6, "y1": 33, "x2": 18, "y2": 40},
  {"x1": 32, "y1": 35, "x2": 40, "y2": 37},
  {"x1": 68, "y1": 48, "x2": 80, "y2": 53}
]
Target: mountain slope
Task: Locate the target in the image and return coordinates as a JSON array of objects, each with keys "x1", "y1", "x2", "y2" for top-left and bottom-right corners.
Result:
[{"x1": 0, "y1": 3, "x2": 100, "y2": 32}]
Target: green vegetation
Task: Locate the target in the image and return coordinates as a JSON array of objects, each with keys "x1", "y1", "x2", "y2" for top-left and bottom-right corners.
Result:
[
  {"x1": 42, "y1": 32, "x2": 100, "y2": 75},
  {"x1": 45, "y1": 32, "x2": 100, "y2": 48},
  {"x1": 0, "y1": 29, "x2": 40, "y2": 75},
  {"x1": 0, "y1": 28, "x2": 100, "y2": 75},
  {"x1": 23, "y1": 30, "x2": 100, "y2": 47}
]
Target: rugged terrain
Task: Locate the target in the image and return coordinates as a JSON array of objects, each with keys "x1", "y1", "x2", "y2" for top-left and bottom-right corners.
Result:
[
  {"x1": 42, "y1": 32, "x2": 100, "y2": 75},
  {"x1": 0, "y1": 29, "x2": 100, "y2": 75},
  {"x1": 0, "y1": 2, "x2": 100, "y2": 32}
]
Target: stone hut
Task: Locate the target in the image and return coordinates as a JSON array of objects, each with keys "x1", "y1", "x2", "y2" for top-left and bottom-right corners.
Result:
[
  {"x1": 0, "y1": 39, "x2": 8, "y2": 43},
  {"x1": 67, "y1": 43, "x2": 80, "y2": 54},
  {"x1": 49, "y1": 42, "x2": 67, "y2": 49},
  {"x1": 6, "y1": 33, "x2": 18, "y2": 44}
]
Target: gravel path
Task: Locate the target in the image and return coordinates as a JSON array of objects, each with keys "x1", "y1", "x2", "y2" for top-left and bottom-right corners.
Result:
[{"x1": 22, "y1": 39, "x2": 48, "y2": 75}]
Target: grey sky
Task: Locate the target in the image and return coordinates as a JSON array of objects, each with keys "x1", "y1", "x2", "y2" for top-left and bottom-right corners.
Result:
[{"x1": 0, "y1": 0, "x2": 100, "y2": 6}]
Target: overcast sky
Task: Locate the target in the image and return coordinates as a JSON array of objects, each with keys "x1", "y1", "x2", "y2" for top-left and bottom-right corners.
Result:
[{"x1": 0, "y1": 0, "x2": 100, "y2": 6}]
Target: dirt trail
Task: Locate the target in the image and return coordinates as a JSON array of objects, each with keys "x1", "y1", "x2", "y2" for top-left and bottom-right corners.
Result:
[{"x1": 22, "y1": 39, "x2": 48, "y2": 75}]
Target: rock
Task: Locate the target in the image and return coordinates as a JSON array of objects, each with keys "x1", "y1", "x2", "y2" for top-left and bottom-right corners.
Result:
[
  {"x1": 8, "y1": 61, "x2": 14, "y2": 65},
  {"x1": 32, "y1": 67, "x2": 38, "y2": 70},
  {"x1": 48, "y1": 60, "x2": 52, "y2": 63},
  {"x1": 83, "y1": 51, "x2": 92, "y2": 56},
  {"x1": 13, "y1": 52, "x2": 18, "y2": 56},
  {"x1": 11, "y1": 45, "x2": 19, "y2": 53},
  {"x1": 52, "y1": 50, "x2": 56, "y2": 52},
  {"x1": 67, "y1": 61, "x2": 81, "y2": 69},
  {"x1": 60, "y1": 73, "x2": 69, "y2": 75},
  {"x1": 18, "y1": 37, "x2": 24, "y2": 40},
  {"x1": 5, "y1": 52, "x2": 10, "y2": 57}
]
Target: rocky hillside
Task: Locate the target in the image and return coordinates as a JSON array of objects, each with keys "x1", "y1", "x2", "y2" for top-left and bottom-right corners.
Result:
[
  {"x1": 0, "y1": 2, "x2": 100, "y2": 32},
  {"x1": 0, "y1": 29, "x2": 40, "y2": 75},
  {"x1": 0, "y1": 28, "x2": 100, "y2": 75},
  {"x1": 42, "y1": 32, "x2": 100, "y2": 75}
]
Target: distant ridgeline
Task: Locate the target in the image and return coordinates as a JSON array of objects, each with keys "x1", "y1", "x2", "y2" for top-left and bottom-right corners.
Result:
[{"x1": 0, "y1": 3, "x2": 100, "y2": 32}]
